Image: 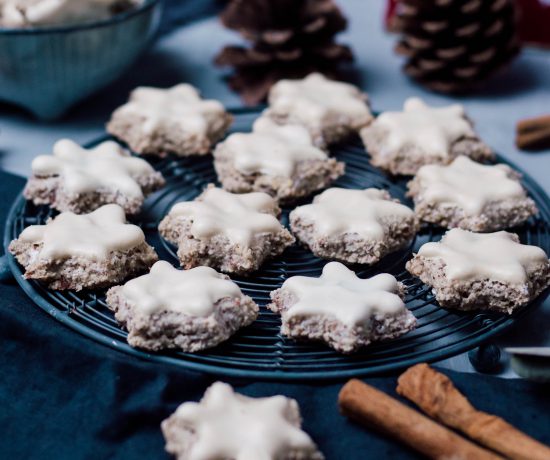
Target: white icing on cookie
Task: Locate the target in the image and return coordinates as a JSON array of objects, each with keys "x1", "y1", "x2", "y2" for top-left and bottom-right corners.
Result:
[
  {"x1": 1, "y1": 0, "x2": 142, "y2": 27},
  {"x1": 417, "y1": 228, "x2": 549, "y2": 284},
  {"x1": 114, "y1": 84, "x2": 226, "y2": 135},
  {"x1": 282, "y1": 262, "x2": 405, "y2": 326},
  {"x1": 121, "y1": 261, "x2": 242, "y2": 316},
  {"x1": 375, "y1": 98, "x2": 475, "y2": 158},
  {"x1": 31, "y1": 139, "x2": 155, "y2": 198},
  {"x1": 222, "y1": 116, "x2": 327, "y2": 177},
  {"x1": 291, "y1": 188, "x2": 415, "y2": 240},
  {"x1": 269, "y1": 73, "x2": 372, "y2": 126},
  {"x1": 169, "y1": 382, "x2": 318, "y2": 460},
  {"x1": 18, "y1": 204, "x2": 145, "y2": 260},
  {"x1": 413, "y1": 156, "x2": 527, "y2": 215},
  {"x1": 167, "y1": 187, "x2": 285, "y2": 246}
]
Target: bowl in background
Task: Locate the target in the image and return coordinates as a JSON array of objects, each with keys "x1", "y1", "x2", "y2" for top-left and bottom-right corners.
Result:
[{"x1": 0, "y1": 0, "x2": 162, "y2": 120}]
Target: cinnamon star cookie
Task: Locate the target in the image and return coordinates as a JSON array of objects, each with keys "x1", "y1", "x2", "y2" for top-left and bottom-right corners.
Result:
[
  {"x1": 107, "y1": 84, "x2": 232, "y2": 157},
  {"x1": 290, "y1": 188, "x2": 418, "y2": 264},
  {"x1": 406, "y1": 228, "x2": 550, "y2": 314},
  {"x1": 407, "y1": 156, "x2": 537, "y2": 231},
  {"x1": 268, "y1": 262, "x2": 416, "y2": 353},
  {"x1": 9, "y1": 204, "x2": 158, "y2": 291},
  {"x1": 162, "y1": 382, "x2": 323, "y2": 460},
  {"x1": 214, "y1": 116, "x2": 344, "y2": 203},
  {"x1": 23, "y1": 139, "x2": 165, "y2": 214},
  {"x1": 361, "y1": 98, "x2": 493, "y2": 175},
  {"x1": 106, "y1": 261, "x2": 258, "y2": 352},
  {"x1": 158, "y1": 186, "x2": 295, "y2": 275}
]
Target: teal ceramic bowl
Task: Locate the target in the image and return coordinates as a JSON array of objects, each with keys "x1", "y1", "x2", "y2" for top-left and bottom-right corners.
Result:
[{"x1": 0, "y1": 0, "x2": 162, "y2": 120}]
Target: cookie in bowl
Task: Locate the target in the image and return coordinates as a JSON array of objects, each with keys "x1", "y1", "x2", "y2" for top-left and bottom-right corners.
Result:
[
  {"x1": 107, "y1": 84, "x2": 232, "y2": 157},
  {"x1": 268, "y1": 262, "x2": 416, "y2": 353},
  {"x1": 290, "y1": 188, "x2": 418, "y2": 265},
  {"x1": 214, "y1": 116, "x2": 344, "y2": 203},
  {"x1": 407, "y1": 156, "x2": 538, "y2": 232},
  {"x1": 8, "y1": 204, "x2": 158, "y2": 291},
  {"x1": 360, "y1": 98, "x2": 493, "y2": 175},
  {"x1": 406, "y1": 228, "x2": 550, "y2": 314},
  {"x1": 23, "y1": 139, "x2": 165, "y2": 215},
  {"x1": 106, "y1": 261, "x2": 259, "y2": 352},
  {"x1": 158, "y1": 186, "x2": 294, "y2": 275}
]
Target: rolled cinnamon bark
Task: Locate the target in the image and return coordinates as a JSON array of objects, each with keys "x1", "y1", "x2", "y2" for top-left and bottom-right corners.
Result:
[
  {"x1": 397, "y1": 364, "x2": 550, "y2": 460},
  {"x1": 516, "y1": 114, "x2": 550, "y2": 150},
  {"x1": 338, "y1": 379, "x2": 502, "y2": 460}
]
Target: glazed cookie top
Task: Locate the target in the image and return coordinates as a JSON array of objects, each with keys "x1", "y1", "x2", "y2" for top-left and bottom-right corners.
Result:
[
  {"x1": 412, "y1": 156, "x2": 528, "y2": 215},
  {"x1": 268, "y1": 73, "x2": 372, "y2": 126},
  {"x1": 113, "y1": 84, "x2": 226, "y2": 135},
  {"x1": 417, "y1": 229, "x2": 549, "y2": 284},
  {"x1": 18, "y1": 204, "x2": 145, "y2": 260},
  {"x1": 291, "y1": 188, "x2": 415, "y2": 239},
  {"x1": 222, "y1": 117, "x2": 327, "y2": 177},
  {"x1": 121, "y1": 261, "x2": 242, "y2": 316},
  {"x1": 170, "y1": 382, "x2": 319, "y2": 460},
  {"x1": 374, "y1": 98, "x2": 475, "y2": 158},
  {"x1": 281, "y1": 262, "x2": 406, "y2": 326},
  {"x1": 167, "y1": 187, "x2": 285, "y2": 246},
  {"x1": 0, "y1": 0, "x2": 143, "y2": 27},
  {"x1": 31, "y1": 139, "x2": 156, "y2": 198}
]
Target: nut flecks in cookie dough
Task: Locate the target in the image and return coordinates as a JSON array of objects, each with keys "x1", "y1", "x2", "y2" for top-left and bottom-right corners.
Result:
[
  {"x1": 416, "y1": 229, "x2": 549, "y2": 285},
  {"x1": 121, "y1": 261, "x2": 242, "y2": 316},
  {"x1": 31, "y1": 139, "x2": 156, "y2": 199},
  {"x1": 374, "y1": 98, "x2": 474, "y2": 159},
  {"x1": 411, "y1": 156, "x2": 529, "y2": 215},
  {"x1": 113, "y1": 84, "x2": 226, "y2": 136},
  {"x1": 292, "y1": 188, "x2": 415, "y2": 240},
  {"x1": 166, "y1": 187, "x2": 286, "y2": 246},
  {"x1": 269, "y1": 73, "x2": 372, "y2": 128},
  {"x1": 224, "y1": 116, "x2": 328, "y2": 177},
  {"x1": 18, "y1": 204, "x2": 145, "y2": 261},
  {"x1": 161, "y1": 382, "x2": 323, "y2": 460},
  {"x1": 280, "y1": 262, "x2": 406, "y2": 326},
  {"x1": 0, "y1": 0, "x2": 143, "y2": 27}
]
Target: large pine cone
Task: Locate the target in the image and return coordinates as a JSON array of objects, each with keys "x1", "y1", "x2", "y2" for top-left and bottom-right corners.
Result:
[
  {"x1": 215, "y1": 0, "x2": 353, "y2": 105},
  {"x1": 393, "y1": 0, "x2": 521, "y2": 93}
]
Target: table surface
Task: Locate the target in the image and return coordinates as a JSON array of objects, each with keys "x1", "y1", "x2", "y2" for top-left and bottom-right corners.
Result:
[{"x1": 0, "y1": 0, "x2": 549, "y2": 377}]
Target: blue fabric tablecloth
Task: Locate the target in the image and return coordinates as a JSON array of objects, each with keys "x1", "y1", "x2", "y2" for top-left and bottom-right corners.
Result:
[{"x1": 1, "y1": 169, "x2": 549, "y2": 459}]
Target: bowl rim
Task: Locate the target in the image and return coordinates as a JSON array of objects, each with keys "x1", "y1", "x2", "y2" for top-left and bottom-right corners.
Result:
[{"x1": 0, "y1": 0, "x2": 160, "y2": 35}]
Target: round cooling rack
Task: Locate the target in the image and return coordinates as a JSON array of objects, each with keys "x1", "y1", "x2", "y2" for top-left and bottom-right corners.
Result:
[{"x1": 5, "y1": 107, "x2": 550, "y2": 381}]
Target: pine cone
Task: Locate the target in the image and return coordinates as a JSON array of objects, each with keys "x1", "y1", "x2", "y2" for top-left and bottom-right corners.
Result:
[
  {"x1": 215, "y1": 0, "x2": 353, "y2": 105},
  {"x1": 393, "y1": 0, "x2": 521, "y2": 93}
]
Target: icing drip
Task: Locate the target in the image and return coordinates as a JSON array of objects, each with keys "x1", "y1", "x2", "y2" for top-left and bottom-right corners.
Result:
[
  {"x1": 292, "y1": 188, "x2": 415, "y2": 240},
  {"x1": 31, "y1": 139, "x2": 155, "y2": 198},
  {"x1": 282, "y1": 262, "x2": 405, "y2": 326},
  {"x1": 375, "y1": 98, "x2": 475, "y2": 158},
  {"x1": 417, "y1": 228, "x2": 549, "y2": 284},
  {"x1": 167, "y1": 187, "x2": 284, "y2": 246},
  {"x1": 1, "y1": 0, "x2": 143, "y2": 27},
  {"x1": 414, "y1": 156, "x2": 527, "y2": 215},
  {"x1": 115, "y1": 84, "x2": 226, "y2": 135},
  {"x1": 18, "y1": 204, "x2": 145, "y2": 260},
  {"x1": 171, "y1": 382, "x2": 318, "y2": 460},
  {"x1": 224, "y1": 117, "x2": 327, "y2": 177},
  {"x1": 269, "y1": 73, "x2": 372, "y2": 125},
  {"x1": 122, "y1": 261, "x2": 242, "y2": 316}
]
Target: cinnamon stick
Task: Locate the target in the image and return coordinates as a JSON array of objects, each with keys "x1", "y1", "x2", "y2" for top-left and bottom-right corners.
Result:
[
  {"x1": 516, "y1": 114, "x2": 550, "y2": 150},
  {"x1": 397, "y1": 364, "x2": 550, "y2": 460},
  {"x1": 338, "y1": 379, "x2": 502, "y2": 460}
]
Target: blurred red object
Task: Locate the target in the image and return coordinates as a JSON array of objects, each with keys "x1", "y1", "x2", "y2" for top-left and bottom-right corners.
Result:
[{"x1": 385, "y1": 0, "x2": 550, "y2": 47}]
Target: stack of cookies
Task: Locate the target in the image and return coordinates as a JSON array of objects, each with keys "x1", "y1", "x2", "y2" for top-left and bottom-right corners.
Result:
[{"x1": 9, "y1": 74, "x2": 550, "y2": 362}]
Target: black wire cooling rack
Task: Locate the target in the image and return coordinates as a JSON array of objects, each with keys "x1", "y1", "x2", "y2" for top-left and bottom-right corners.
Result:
[{"x1": 5, "y1": 107, "x2": 550, "y2": 380}]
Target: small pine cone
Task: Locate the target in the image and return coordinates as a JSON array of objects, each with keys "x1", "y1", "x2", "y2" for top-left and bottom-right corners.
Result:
[
  {"x1": 394, "y1": 0, "x2": 521, "y2": 93},
  {"x1": 215, "y1": 0, "x2": 353, "y2": 105}
]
